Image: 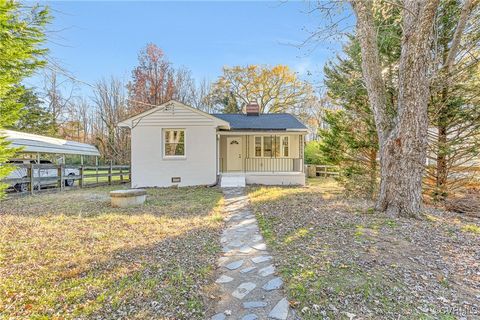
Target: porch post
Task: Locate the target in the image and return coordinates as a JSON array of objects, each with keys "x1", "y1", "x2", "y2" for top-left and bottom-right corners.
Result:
[
  {"x1": 300, "y1": 134, "x2": 305, "y2": 173},
  {"x1": 245, "y1": 135, "x2": 249, "y2": 172},
  {"x1": 216, "y1": 133, "x2": 220, "y2": 175}
]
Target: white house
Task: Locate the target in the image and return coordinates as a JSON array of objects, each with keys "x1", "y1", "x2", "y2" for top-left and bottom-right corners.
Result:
[{"x1": 118, "y1": 100, "x2": 308, "y2": 188}]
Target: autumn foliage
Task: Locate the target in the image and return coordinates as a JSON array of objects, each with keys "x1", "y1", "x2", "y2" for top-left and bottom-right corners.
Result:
[
  {"x1": 127, "y1": 43, "x2": 194, "y2": 114},
  {"x1": 209, "y1": 65, "x2": 314, "y2": 114}
]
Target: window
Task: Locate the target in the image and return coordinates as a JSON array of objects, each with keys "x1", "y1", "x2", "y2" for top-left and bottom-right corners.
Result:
[
  {"x1": 281, "y1": 136, "x2": 289, "y2": 157},
  {"x1": 255, "y1": 137, "x2": 262, "y2": 157},
  {"x1": 274, "y1": 137, "x2": 281, "y2": 157},
  {"x1": 254, "y1": 136, "x2": 289, "y2": 157},
  {"x1": 164, "y1": 129, "x2": 185, "y2": 157},
  {"x1": 263, "y1": 136, "x2": 273, "y2": 157}
]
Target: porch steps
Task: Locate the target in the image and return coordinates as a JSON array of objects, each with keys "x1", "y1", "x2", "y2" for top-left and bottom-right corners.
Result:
[{"x1": 220, "y1": 174, "x2": 246, "y2": 188}]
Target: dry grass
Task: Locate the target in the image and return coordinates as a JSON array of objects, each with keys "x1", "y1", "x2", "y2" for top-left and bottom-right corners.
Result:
[
  {"x1": 249, "y1": 178, "x2": 480, "y2": 319},
  {"x1": 0, "y1": 185, "x2": 224, "y2": 319}
]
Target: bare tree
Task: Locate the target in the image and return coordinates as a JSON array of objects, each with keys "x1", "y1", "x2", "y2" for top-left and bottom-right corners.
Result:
[
  {"x1": 65, "y1": 97, "x2": 92, "y2": 143},
  {"x1": 190, "y1": 78, "x2": 216, "y2": 113},
  {"x1": 92, "y1": 77, "x2": 130, "y2": 164},
  {"x1": 43, "y1": 70, "x2": 76, "y2": 133}
]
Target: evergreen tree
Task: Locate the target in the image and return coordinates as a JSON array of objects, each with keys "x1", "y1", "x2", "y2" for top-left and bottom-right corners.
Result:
[
  {"x1": 11, "y1": 88, "x2": 56, "y2": 135},
  {"x1": 426, "y1": 0, "x2": 480, "y2": 200},
  {"x1": 0, "y1": 1, "x2": 50, "y2": 195},
  {"x1": 219, "y1": 91, "x2": 241, "y2": 113}
]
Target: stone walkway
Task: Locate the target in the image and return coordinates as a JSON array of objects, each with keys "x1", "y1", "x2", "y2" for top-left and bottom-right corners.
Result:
[{"x1": 210, "y1": 188, "x2": 294, "y2": 320}]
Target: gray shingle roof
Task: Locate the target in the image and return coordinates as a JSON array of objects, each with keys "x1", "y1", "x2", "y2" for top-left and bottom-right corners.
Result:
[{"x1": 211, "y1": 113, "x2": 307, "y2": 131}]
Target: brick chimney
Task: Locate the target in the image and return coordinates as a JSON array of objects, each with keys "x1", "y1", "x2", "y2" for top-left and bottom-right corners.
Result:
[{"x1": 246, "y1": 102, "x2": 260, "y2": 116}]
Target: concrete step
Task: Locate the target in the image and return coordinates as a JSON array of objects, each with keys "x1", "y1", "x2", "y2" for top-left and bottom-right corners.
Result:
[{"x1": 220, "y1": 175, "x2": 246, "y2": 188}]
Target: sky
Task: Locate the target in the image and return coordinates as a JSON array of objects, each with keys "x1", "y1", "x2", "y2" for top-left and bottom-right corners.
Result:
[{"x1": 27, "y1": 1, "x2": 354, "y2": 96}]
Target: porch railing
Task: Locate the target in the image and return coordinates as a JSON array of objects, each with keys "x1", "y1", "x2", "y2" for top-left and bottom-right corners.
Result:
[{"x1": 218, "y1": 158, "x2": 303, "y2": 173}]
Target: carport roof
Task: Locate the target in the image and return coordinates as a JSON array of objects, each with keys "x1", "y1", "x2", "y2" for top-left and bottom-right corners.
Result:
[{"x1": 1, "y1": 130, "x2": 101, "y2": 156}]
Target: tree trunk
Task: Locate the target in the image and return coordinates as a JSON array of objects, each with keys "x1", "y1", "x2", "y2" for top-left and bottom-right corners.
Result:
[
  {"x1": 435, "y1": 122, "x2": 448, "y2": 200},
  {"x1": 434, "y1": 86, "x2": 449, "y2": 201},
  {"x1": 368, "y1": 149, "x2": 377, "y2": 200},
  {"x1": 352, "y1": 0, "x2": 439, "y2": 217}
]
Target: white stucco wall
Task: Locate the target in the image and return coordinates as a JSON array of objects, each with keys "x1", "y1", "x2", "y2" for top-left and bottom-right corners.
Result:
[
  {"x1": 127, "y1": 102, "x2": 228, "y2": 188},
  {"x1": 131, "y1": 126, "x2": 218, "y2": 187}
]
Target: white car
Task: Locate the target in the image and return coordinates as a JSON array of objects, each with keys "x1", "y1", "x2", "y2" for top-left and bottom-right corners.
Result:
[{"x1": 5, "y1": 159, "x2": 79, "y2": 192}]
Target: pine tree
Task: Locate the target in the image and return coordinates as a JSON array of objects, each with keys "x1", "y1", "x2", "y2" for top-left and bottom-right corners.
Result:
[{"x1": 426, "y1": 0, "x2": 480, "y2": 201}]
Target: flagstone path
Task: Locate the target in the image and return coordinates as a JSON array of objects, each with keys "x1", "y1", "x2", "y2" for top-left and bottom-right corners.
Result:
[{"x1": 210, "y1": 188, "x2": 295, "y2": 320}]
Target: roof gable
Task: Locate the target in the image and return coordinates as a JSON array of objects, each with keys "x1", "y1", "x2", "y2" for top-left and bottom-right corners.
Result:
[{"x1": 118, "y1": 100, "x2": 230, "y2": 129}]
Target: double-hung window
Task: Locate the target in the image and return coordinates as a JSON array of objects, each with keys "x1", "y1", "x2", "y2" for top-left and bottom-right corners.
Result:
[
  {"x1": 255, "y1": 137, "x2": 262, "y2": 157},
  {"x1": 281, "y1": 136, "x2": 289, "y2": 157},
  {"x1": 254, "y1": 136, "x2": 289, "y2": 157},
  {"x1": 163, "y1": 129, "x2": 185, "y2": 158}
]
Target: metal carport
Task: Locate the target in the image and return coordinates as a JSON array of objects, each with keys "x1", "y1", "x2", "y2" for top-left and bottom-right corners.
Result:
[{"x1": 1, "y1": 130, "x2": 100, "y2": 164}]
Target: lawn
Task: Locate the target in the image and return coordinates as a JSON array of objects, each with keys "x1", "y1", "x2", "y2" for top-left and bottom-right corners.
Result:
[
  {"x1": 249, "y1": 178, "x2": 480, "y2": 320},
  {"x1": 0, "y1": 186, "x2": 224, "y2": 319}
]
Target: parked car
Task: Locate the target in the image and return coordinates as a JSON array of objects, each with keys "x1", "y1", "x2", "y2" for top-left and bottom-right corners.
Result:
[{"x1": 5, "y1": 159, "x2": 79, "y2": 192}]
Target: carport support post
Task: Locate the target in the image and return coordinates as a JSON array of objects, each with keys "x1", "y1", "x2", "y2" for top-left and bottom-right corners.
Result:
[
  {"x1": 29, "y1": 163, "x2": 34, "y2": 195},
  {"x1": 58, "y1": 165, "x2": 64, "y2": 191},
  {"x1": 108, "y1": 160, "x2": 112, "y2": 185},
  {"x1": 79, "y1": 155, "x2": 84, "y2": 188},
  {"x1": 95, "y1": 156, "x2": 99, "y2": 184}
]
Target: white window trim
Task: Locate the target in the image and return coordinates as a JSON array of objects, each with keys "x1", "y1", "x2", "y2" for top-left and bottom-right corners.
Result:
[
  {"x1": 253, "y1": 135, "x2": 290, "y2": 158},
  {"x1": 281, "y1": 136, "x2": 290, "y2": 158},
  {"x1": 163, "y1": 128, "x2": 186, "y2": 159}
]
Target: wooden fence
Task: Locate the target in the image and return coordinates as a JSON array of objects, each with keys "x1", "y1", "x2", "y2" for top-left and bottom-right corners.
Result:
[
  {"x1": 2, "y1": 163, "x2": 131, "y2": 195},
  {"x1": 305, "y1": 165, "x2": 339, "y2": 178}
]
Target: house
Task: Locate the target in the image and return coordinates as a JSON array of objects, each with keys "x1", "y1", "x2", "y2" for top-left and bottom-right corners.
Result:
[{"x1": 118, "y1": 100, "x2": 307, "y2": 188}]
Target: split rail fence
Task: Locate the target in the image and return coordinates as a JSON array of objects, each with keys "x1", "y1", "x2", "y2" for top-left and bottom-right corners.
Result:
[
  {"x1": 2, "y1": 163, "x2": 131, "y2": 195},
  {"x1": 305, "y1": 165, "x2": 339, "y2": 178}
]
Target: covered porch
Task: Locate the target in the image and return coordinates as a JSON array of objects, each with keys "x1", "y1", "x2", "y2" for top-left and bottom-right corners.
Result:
[{"x1": 217, "y1": 131, "x2": 306, "y2": 186}]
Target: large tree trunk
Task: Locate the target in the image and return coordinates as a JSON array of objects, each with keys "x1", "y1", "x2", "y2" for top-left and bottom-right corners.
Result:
[
  {"x1": 352, "y1": 0, "x2": 439, "y2": 217},
  {"x1": 368, "y1": 148, "x2": 378, "y2": 200}
]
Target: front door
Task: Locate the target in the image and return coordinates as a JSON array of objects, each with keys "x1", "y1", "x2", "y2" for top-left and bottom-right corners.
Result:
[{"x1": 227, "y1": 137, "x2": 242, "y2": 171}]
